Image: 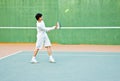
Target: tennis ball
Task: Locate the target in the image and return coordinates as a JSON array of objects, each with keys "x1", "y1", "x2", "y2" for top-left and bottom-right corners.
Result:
[{"x1": 65, "y1": 9, "x2": 69, "y2": 13}]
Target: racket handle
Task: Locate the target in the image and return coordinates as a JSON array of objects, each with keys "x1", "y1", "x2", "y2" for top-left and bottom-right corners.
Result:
[{"x1": 57, "y1": 22, "x2": 60, "y2": 29}]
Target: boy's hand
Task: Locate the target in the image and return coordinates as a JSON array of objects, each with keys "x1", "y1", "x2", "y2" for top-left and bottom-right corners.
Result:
[
  {"x1": 55, "y1": 23, "x2": 58, "y2": 29},
  {"x1": 55, "y1": 22, "x2": 60, "y2": 29}
]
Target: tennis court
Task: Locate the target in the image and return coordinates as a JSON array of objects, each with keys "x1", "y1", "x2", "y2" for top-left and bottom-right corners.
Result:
[
  {"x1": 0, "y1": 51, "x2": 120, "y2": 81},
  {"x1": 0, "y1": 0, "x2": 120, "y2": 81}
]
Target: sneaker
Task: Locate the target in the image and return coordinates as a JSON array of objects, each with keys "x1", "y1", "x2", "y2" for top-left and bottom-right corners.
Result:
[
  {"x1": 49, "y1": 57, "x2": 56, "y2": 63},
  {"x1": 31, "y1": 58, "x2": 38, "y2": 63}
]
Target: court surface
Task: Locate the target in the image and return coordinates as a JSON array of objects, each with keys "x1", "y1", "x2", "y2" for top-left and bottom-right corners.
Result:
[{"x1": 0, "y1": 51, "x2": 120, "y2": 81}]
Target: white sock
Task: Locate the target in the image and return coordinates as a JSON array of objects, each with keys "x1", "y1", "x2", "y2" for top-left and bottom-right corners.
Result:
[
  {"x1": 32, "y1": 56, "x2": 36, "y2": 59},
  {"x1": 49, "y1": 55, "x2": 53, "y2": 59}
]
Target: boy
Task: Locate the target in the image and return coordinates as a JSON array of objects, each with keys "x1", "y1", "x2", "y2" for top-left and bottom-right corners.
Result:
[{"x1": 31, "y1": 13, "x2": 59, "y2": 63}]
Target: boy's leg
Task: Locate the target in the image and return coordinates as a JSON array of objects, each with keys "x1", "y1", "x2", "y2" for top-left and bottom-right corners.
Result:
[
  {"x1": 46, "y1": 46, "x2": 52, "y2": 56},
  {"x1": 33, "y1": 48, "x2": 39, "y2": 57},
  {"x1": 46, "y1": 46, "x2": 55, "y2": 63},
  {"x1": 31, "y1": 48, "x2": 39, "y2": 63}
]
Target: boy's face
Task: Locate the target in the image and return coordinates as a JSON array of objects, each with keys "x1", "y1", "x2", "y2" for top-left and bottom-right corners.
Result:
[{"x1": 38, "y1": 16, "x2": 43, "y2": 21}]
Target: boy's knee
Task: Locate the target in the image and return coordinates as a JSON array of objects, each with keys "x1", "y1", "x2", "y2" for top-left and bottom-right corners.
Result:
[
  {"x1": 34, "y1": 48, "x2": 39, "y2": 51},
  {"x1": 46, "y1": 46, "x2": 51, "y2": 48}
]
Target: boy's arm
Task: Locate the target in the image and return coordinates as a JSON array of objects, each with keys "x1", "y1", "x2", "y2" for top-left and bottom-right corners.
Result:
[
  {"x1": 38, "y1": 26, "x2": 56, "y2": 32},
  {"x1": 38, "y1": 22, "x2": 59, "y2": 32},
  {"x1": 46, "y1": 26, "x2": 56, "y2": 32},
  {"x1": 47, "y1": 22, "x2": 59, "y2": 31}
]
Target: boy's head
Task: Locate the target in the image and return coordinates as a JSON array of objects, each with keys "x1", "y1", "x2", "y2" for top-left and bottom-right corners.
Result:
[{"x1": 35, "y1": 13, "x2": 42, "y2": 21}]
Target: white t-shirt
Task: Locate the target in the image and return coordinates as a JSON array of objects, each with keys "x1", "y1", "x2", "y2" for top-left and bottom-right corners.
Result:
[{"x1": 36, "y1": 20, "x2": 55, "y2": 49}]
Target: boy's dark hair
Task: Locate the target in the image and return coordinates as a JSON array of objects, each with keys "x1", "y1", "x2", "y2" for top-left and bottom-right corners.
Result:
[{"x1": 35, "y1": 13, "x2": 42, "y2": 20}]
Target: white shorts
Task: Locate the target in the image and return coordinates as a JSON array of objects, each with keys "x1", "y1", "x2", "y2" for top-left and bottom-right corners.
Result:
[{"x1": 36, "y1": 34, "x2": 51, "y2": 49}]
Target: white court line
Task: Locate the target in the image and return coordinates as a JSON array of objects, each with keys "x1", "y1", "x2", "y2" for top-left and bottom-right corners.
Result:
[
  {"x1": 40, "y1": 54, "x2": 120, "y2": 57},
  {"x1": 39, "y1": 52, "x2": 120, "y2": 56},
  {"x1": 0, "y1": 51, "x2": 23, "y2": 60},
  {"x1": 53, "y1": 54, "x2": 120, "y2": 56},
  {"x1": 24, "y1": 51, "x2": 120, "y2": 56},
  {"x1": 0, "y1": 27, "x2": 120, "y2": 29},
  {"x1": 0, "y1": 51, "x2": 119, "y2": 60}
]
